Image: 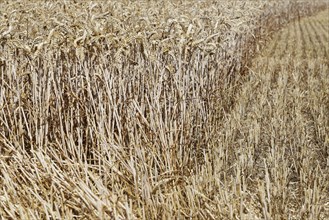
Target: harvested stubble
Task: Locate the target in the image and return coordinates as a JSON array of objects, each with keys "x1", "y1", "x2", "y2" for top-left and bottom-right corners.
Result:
[
  {"x1": 232, "y1": 9, "x2": 329, "y2": 219},
  {"x1": 0, "y1": 0, "x2": 328, "y2": 219}
]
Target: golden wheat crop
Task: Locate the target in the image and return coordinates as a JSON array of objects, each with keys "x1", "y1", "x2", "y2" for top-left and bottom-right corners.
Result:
[{"x1": 0, "y1": 0, "x2": 328, "y2": 219}]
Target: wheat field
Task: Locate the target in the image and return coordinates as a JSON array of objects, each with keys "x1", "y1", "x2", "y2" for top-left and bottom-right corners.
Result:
[{"x1": 0, "y1": 0, "x2": 328, "y2": 219}]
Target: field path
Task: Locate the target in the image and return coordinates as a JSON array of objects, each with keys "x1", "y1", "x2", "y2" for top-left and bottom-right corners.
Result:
[{"x1": 224, "y1": 10, "x2": 329, "y2": 219}]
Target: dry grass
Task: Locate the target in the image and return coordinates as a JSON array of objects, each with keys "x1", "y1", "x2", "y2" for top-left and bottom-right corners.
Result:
[{"x1": 0, "y1": 0, "x2": 328, "y2": 219}]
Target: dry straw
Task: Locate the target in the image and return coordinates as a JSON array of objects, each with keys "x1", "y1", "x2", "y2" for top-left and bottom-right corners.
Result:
[{"x1": 0, "y1": 0, "x2": 328, "y2": 219}]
